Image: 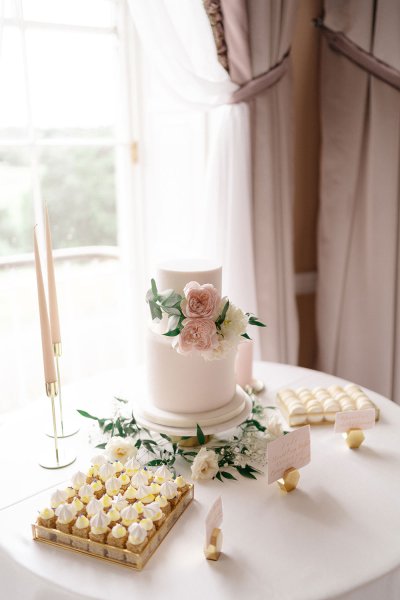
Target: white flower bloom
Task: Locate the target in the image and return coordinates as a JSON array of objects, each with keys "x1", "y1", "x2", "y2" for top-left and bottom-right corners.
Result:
[
  {"x1": 267, "y1": 415, "x2": 283, "y2": 440},
  {"x1": 220, "y1": 302, "x2": 248, "y2": 341},
  {"x1": 202, "y1": 301, "x2": 249, "y2": 360},
  {"x1": 191, "y1": 447, "x2": 219, "y2": 480},
  {"x1": 105, "y1": 437, "x2": 137, "y2": 464}
]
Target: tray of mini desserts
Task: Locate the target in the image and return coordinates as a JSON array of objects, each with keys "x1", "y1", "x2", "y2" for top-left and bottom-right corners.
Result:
[
  {"x1": 277, "y1": 384, "x2": 380, "y2": 427},
  {"x1": 32, "y1": 456, "x2": 193, "y2": 570}
]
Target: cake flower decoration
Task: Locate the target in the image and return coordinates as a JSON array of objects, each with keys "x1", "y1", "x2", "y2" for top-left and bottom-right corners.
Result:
[
  {"x1": 191, "y1": 447, "x2": 219, "y2": 481},
  {"x1": 105, "y1": 437, "x2": 137, "y2": 464},
  {"x1": 146, "y1": 279, "x2": 265, "y2": 360}
]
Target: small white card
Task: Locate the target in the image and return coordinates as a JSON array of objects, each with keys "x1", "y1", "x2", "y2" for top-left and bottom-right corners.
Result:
[
  {"x1": 267, "y1": 425, "x2": 311, "y2": 484},
  {"x1": 205, "y1": 496, "x2": 223, "y2": 543},
  {"x1": 334, "y1": 408, "x2": 376, "y2": 433}
]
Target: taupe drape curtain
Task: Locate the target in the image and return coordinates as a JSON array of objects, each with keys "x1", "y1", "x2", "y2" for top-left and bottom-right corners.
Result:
[
  {"x1": 212, "y1": 0, "x2": 299, "y2": 364},
  {"x1": 317, "y1": 0, "x2": 400, "y2": 402}
]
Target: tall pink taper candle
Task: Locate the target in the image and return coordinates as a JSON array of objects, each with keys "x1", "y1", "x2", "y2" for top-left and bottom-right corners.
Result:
[
  {"x1": 34, "y1": 227, "x2": 57, "y2": 384},
  {"x1": 45, "y1": 205, "x2": 61, "y2": 344},
  {"x1": 235, "y1": 339, "x2": 254, "y2": 388}
]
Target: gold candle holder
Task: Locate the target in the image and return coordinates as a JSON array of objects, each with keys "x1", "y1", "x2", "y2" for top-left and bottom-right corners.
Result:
[
  {"x1": 39, "y1": 380, "x2": 76, "y2": 470},
  {"x1": 204, "y1": 528, "x2": 223, "y2": 561},
  {"x1": 46, "y1": 342, "x2": 79, "y2": 439},
  {"x1": 277, "y1": 467, "x2": 300, "y2": 493},
  {"x1": 344, "y1": 428, "x2": 365, "y2": 449}
]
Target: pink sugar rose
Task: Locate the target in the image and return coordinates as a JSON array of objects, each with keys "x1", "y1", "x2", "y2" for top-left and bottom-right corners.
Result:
[
  {"x1": 181, "y1": 281, "x2": 220, "y2": 319},
  {"x1": 177, "y1": 318, "x2": 218, "y2": 354}
]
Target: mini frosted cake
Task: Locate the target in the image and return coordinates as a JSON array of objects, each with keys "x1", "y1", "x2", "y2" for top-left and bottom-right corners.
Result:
[
  {"x1": 33, "y1": 456, "x2": 193, "y2": 569},
  {"x1": 277, "y1": 384, "x2": 379, "y2": 426}
]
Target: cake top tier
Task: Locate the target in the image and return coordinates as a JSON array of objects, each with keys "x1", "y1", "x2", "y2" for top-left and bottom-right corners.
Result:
[{"x1": 157, "y1": 260, "x2": 222, "y2": 295}]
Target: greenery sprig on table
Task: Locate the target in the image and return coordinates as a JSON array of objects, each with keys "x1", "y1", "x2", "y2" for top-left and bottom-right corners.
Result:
[{"x1": 78, "y1": 395, "x2": 283, "y2": 482}]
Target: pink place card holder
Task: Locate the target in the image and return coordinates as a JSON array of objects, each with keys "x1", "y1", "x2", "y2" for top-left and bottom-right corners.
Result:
[
  {"x1": 334, "y1": 408, "x2": 376, "y2": 433},
  {"x1": 267, "y1": 425, "x2": 311, "y2": 484}
]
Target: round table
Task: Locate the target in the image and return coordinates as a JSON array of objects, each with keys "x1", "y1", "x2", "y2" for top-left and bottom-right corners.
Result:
[{"x1": 1, "y1": 362, "x2": 400, "y2": 600}]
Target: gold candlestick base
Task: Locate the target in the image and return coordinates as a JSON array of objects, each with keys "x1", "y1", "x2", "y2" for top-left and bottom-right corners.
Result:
[
  {"x1": 344, "y1": 428, "x2": 365, "y2": 449},
  {"x1": 204, "y1": 528, "x2": 223, "y2": 561},
  {"x1": 46, "y1": 345, "x2": 79, "y2": 439},
  {"x1": 277, "y1": 467, "x2": 300, "y2": 493},
  {"x1": 39, "y1": 383, "x2": 77, "y2": 470},
  {"x1": 170, "y1": 435, "x2": 213, "y2": 448}
]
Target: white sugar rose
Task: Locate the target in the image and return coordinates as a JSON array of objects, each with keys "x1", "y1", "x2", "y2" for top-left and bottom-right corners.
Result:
[
  {"x1": 191, "y1": 447, "x2": 219, "y2": 480},
  {"x1": 105, "y1": 437, "x2": 137, "y2": 464},
  {"x1": 220, "y1": 301, "x2": 248, "y2": 342},
  {"x1": 267, "y1": 415, "x2": 283, "y2": 440}
]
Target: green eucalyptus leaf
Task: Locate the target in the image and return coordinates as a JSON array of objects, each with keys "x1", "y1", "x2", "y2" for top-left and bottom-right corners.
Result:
[
  {"x1": 145, "y1": 288, "x2": 155, "y2": 303},
  {"x1": 160, "y1": 433, "x2": 171, "y2": 442},
  {"x1": 162, "y1": 306, "x2": 181, "y2": 316},
  {"x1": 158, "y1": 289, "x2": 174, "y2": 302},
  {"x1": 151, "y1": 278, "x2": 158, "y2": 298},
  {"x1": 247, "y1": 314, "x2": 266, "y2": 327},
  {"x1": 196, "y1": 423, "x2": 206, "y2": 445},
  {"x1": 95, "y1": 443, "x2": 107, "y2": 449},
  {"x1": 161, "y1": 292, "x2": 182, "y2": 307},
  {"x1": 114, "y1": 396, "x2": 128, "y2": 404},
  {"x1": 77, "y1": 409, "x2": 99, "y2": 421},
  {"x1": 241, "y1": 332, "x2": 251, "y2": 339},
  {"x1": 147, "y1": 459, "x2": 164, "y2": 466},
  {"x1": 215, "y1": 472, "x2": 223, "y2": 482},
  {"x1": 244, "y1": 419, "x2": 266, "y2": 432},
  {"x1": 143, "y1": 441, "x2": 156, "y2": 454},
  {"x1": 236, "y1": 466, "x2": 257, "y2": 479},
  {"x1": 149, "y1": 300, "x2": 162, "y2": 322},
  {"x1": 216, "y1": 300, "x2": 229, "y2": 326},
  {"x1": 163, "y1": 328, "x2": 181, "y2": 337},
  {"x1": 221, "y1": 471, "x2": 237, "y2": 480}
]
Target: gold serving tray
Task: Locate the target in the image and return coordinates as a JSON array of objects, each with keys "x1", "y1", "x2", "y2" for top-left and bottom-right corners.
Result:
[
  {"x1": 277, "y1": 399, "x2": 380, "y2": 428},
  {"x1": 32, "y1": 485, "x2": 194, "y2": 571}
]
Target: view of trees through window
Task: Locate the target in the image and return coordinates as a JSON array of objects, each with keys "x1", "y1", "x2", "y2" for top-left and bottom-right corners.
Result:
[
  {"x1": 0, "y1": 1, "x2": 133, "y2": 412},
  {"x1": 0, "y1": 130, "x2": 116, "y2": 256}
]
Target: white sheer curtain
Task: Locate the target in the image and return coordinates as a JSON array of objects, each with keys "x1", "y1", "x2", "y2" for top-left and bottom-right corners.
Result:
[{"x1": 128, "y1": 0, "x2": 260, "y2": 351}]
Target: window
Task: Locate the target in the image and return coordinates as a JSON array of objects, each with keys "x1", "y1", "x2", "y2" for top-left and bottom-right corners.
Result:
[{"x1": 0, "y1": 0, "x2": 138, "y2": 413}]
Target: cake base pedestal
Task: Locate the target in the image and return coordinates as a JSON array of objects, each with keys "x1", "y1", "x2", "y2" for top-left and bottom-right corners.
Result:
[{"x1": 134, "y1": 386, "x2": 252, "y2": 437}]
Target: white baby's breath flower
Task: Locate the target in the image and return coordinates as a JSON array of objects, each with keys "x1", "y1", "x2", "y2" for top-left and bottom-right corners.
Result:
[
  {"x1": 105, "y1": 437, "x2": 137, "y2": 464},
  {"x1": 267, "y1": 415, "x2": 283, "y2": 440},
  {"x1": 191, "y1": 447, "x2": 219, "y2": 480}
]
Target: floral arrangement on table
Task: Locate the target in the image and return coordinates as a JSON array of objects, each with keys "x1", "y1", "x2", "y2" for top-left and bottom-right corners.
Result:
[
  {"x1": 78, "y1": 395, "x2": 287, "y2": 482},
  {"x1": 146, "y1": 279, "x2": 265, "y2": 360}
]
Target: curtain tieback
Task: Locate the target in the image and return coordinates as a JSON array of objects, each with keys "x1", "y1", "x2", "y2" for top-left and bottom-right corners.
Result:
[
  {"x1": 315, "y1": 19, "x2": 400, "y2": 92},
  {"x1": 229, "y1": 50, "x2": 291, "y2": 104}
]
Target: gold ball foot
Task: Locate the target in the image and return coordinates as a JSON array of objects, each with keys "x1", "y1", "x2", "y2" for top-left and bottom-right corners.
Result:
[
  {"x1": 204, "y1": 528, "x2": 223, "y2": 561},
  {"x1": 345, "y1": 428, "x2": 365, "y2": 449},
  {"x1": 170, "y1": 435, "x2": 213, "y2": 447},
  {"x1": 277, "y1": 467, "x2": 300, "y2": 493}
]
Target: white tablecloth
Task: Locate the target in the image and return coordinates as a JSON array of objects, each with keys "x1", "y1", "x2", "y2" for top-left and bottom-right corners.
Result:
[{"x1": 1, "y1": 362, "x2": 400, "y2": 600}]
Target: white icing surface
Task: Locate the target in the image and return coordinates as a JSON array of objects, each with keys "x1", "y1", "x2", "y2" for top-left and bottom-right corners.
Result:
[
  {"x1": 157, "y1": 260, "x2": 222, "y2": 295},
  {"x1": 141, "y1": 388, "x2": 245, "y2": 427},
  {"x1": 146, "y1": 329, "x2": 236, "y2": 413}
]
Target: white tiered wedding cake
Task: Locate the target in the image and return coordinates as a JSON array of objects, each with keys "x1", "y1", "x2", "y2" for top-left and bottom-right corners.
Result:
[{"x1": 139, "y1": 260, "x2": 264, "y2": 432}]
